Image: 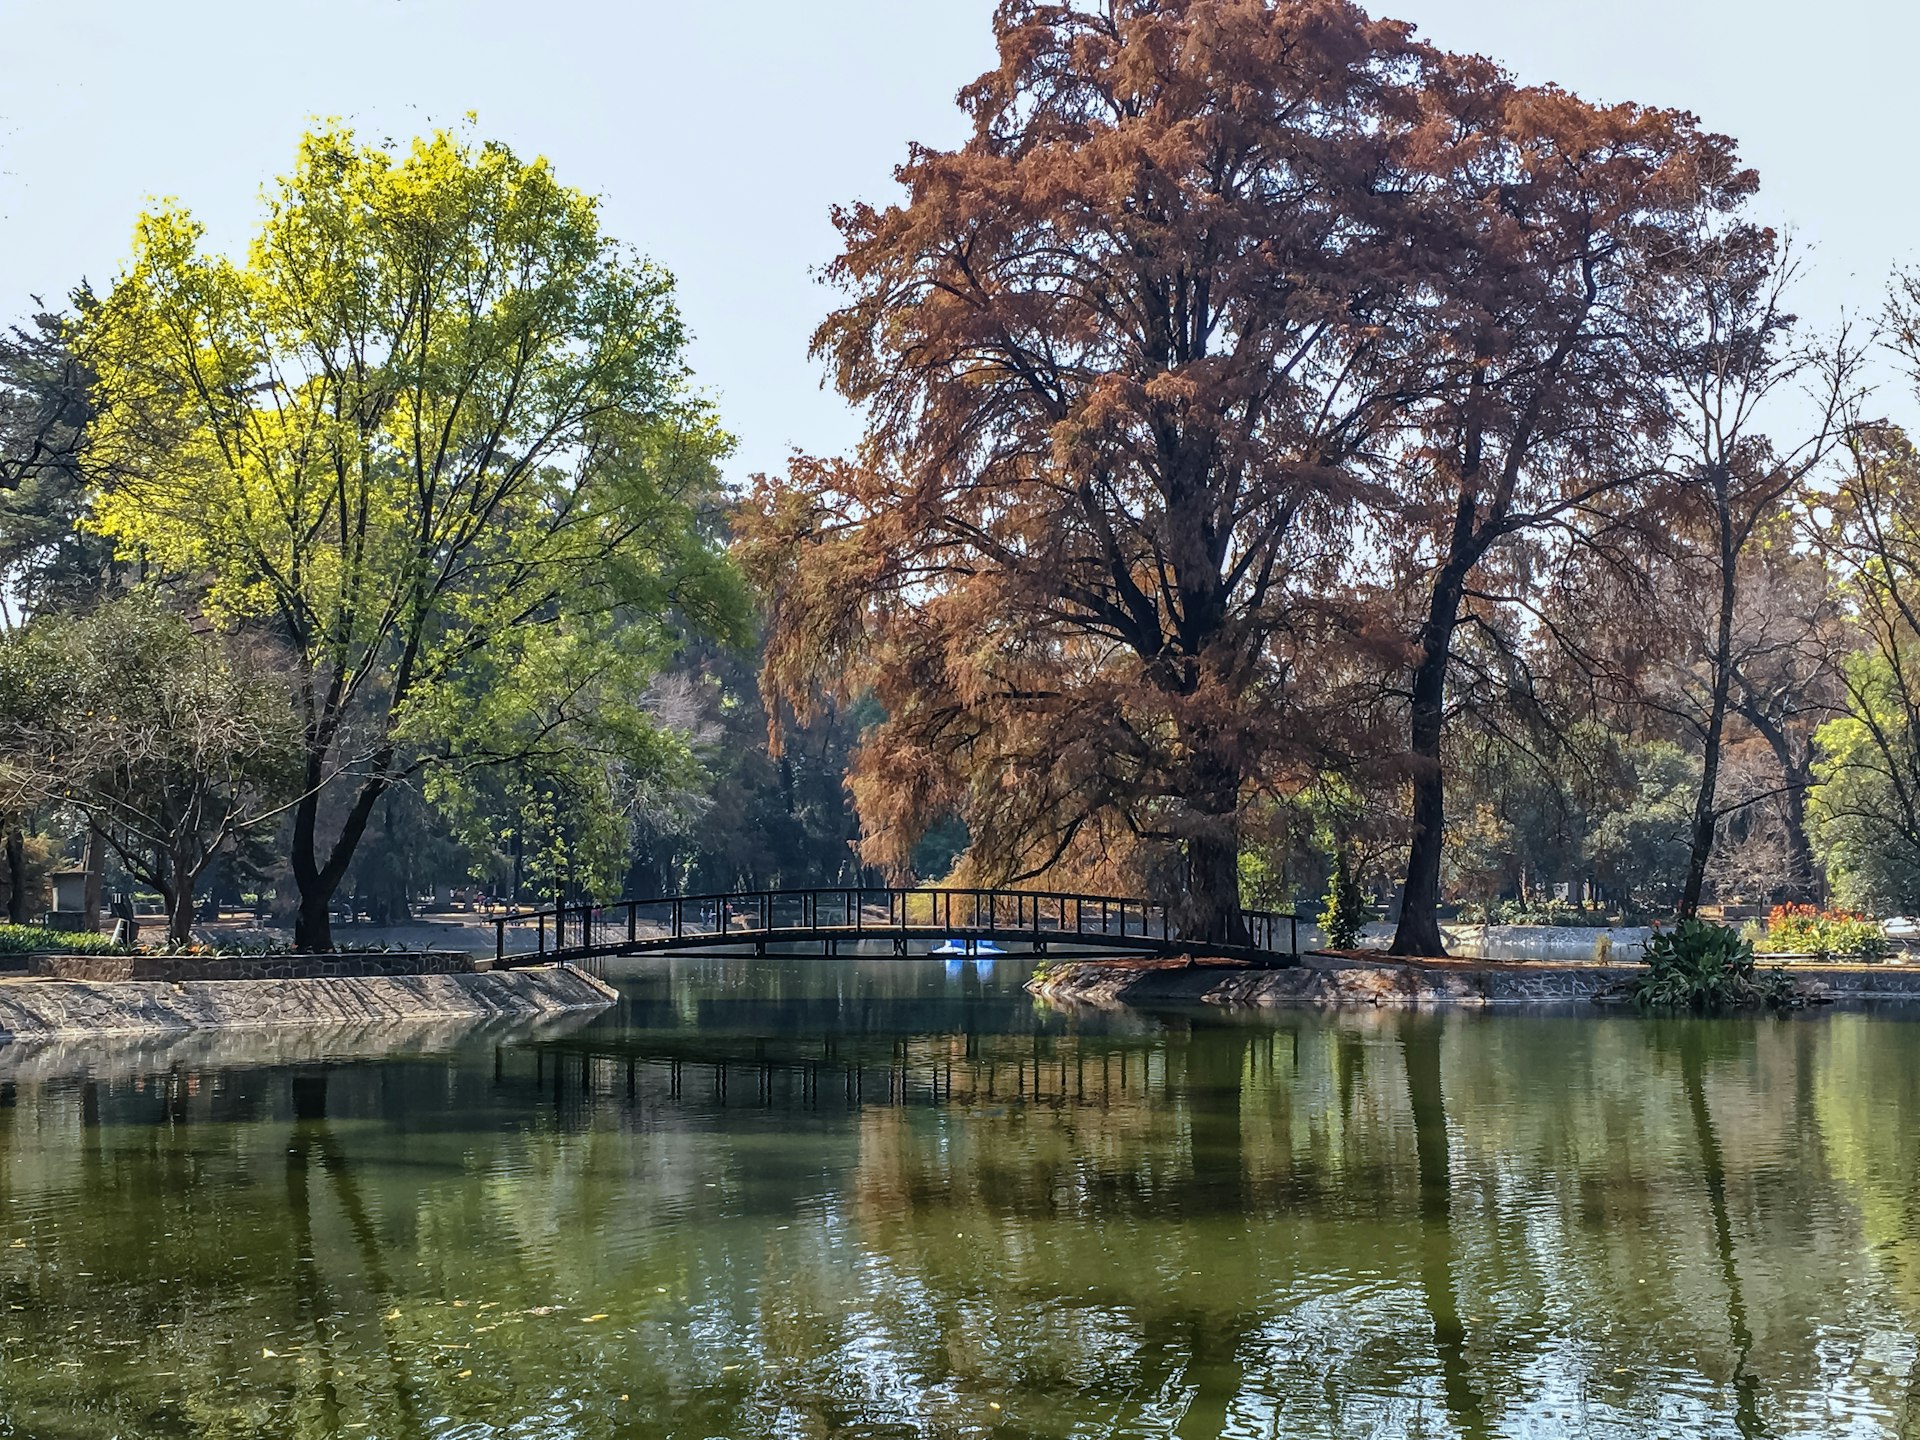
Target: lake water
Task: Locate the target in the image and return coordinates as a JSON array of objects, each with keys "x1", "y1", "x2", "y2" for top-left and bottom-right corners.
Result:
[{"x1": 2, "y1": 956, "x2": 1918, "y2": 1438}]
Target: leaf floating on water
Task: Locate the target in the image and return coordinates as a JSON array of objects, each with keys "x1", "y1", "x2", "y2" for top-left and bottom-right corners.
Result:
[
  {"x1": 458, "y1": 1369, "x2": 472, "y2": 1379},
  {"x1": 584, "y1": 1314, "x2": 609, "y2": 1323},
  {"x1": 385, "y1": 1309, "x2": 401, "y2": 1321},
  {"x1": 261, "y1": 1349, "x2": 278, "y2": 1358}
]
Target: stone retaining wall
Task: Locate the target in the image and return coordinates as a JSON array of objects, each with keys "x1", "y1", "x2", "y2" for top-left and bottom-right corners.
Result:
[
  {"x1": 0, "y1": 1011, "x2": 604, "y2": 1080},
  {"x1": 1031, "y1": 953, "x2": 1920, "y2": 1010},
  {"x1": 27, "y1": 951, "x2": 475, "y2": 983},
  {"x1": 0, "y1": 965, "x2": 616, "y2": 1041}
]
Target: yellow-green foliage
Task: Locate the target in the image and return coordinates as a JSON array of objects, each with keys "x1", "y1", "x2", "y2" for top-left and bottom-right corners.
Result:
[{"x1": 76, "y1": 122, "x2": 749, "y2": 895}]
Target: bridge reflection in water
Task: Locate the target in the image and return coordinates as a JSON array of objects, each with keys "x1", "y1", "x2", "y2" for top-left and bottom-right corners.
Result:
[
  {"x1": 497, "y1": 1021, "x2": 1237, "y2": 1116},
  {"x1": 494, "y1": 886, "x2": 1301, "y2": 968}
]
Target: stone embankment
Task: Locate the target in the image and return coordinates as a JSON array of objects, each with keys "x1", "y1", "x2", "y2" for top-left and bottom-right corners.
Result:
[
  {"x1": 1031, "y1": 952, "x2": 1920, "y2": 1009},
  {"x1": 28, "y1": 951, "x2": 479, "y2": 982},
  {"x1": 0, "y1": 964, "x2": 617, "y2": 1042}
]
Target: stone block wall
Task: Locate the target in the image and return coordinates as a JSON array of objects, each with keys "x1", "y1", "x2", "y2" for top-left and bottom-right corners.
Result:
[{"x1": 27, "y1": 952, "x2": 476, "y2": 983}]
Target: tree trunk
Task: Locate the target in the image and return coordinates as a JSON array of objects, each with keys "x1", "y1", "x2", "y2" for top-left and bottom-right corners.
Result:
[
  {"x1": 4, "y1": 828, "x2": 28, "y2": 924},
  {"x1": 1393, "y1": 567, "x2": 1467, "y2": 958},
  {"x1": 1401, "y1": 1017, "x2": 1487, "y2": 1436},
  {"x1": 1180, "y1": 756, "x2": 1248, "y2": 947},
  {"x1": 167, "y1": 881, "x2": 197, "y2": 947},
  {"x1": 294, "y1": 887, "x2": 335, "y2": 953},
  {"x1": 1680, "y1": 500, "x2": 1739, "y2": 919},
  {"x1": 82, "y1": 829, "x2": 104, "y2": 931},
  {"x1": 1738, "y1": 704, "x2": 1818, "y2": 904},
  {"x1": 1778, "y1": 772, "x2": 1817, "y2": 905},
  {"x1": 1185, "y1": 824, "x2": 1247, "y2": 948},
  {"x1": 290, "y1": 768, "x2": 392, "y2": 952}
]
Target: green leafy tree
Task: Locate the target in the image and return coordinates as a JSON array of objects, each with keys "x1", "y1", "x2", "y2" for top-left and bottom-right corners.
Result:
[
  {"x1": 0, "y1": 297, "x2": 118, "y2": 619},
  {"x1": 0, "y1": 297, "x2": 121, "y2": 912},
  {"x1": 79, "y1": 124, "x2": 746, "y2": 948},
  {"x1": 625, "y1": 643, "x2": 873, "y2": 896},
  {"x1": 1806, "y1": 424, "x2": 1920, "y2": 915},
  {"x1": 1585, "y1": 740, "x2": 1699, "y2": 911},
  {"x1": 0, "y1": 596, "x2": 302, "y2": 942},
  {"x1": 1808, "y1": 650, "x2": 1920, "y2": 912},
  {"x1": 1318, "y1": 850, "x2": 1370, "y2": 952}
]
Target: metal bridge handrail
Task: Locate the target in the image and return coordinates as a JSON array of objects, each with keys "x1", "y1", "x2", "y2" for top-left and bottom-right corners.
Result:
[
  {"x1": 492, "y1": 886, "x2": 1296, "y2": 922},
  {"x1": 491, "y1": 886, "x2": 1301, "y2": 965}
]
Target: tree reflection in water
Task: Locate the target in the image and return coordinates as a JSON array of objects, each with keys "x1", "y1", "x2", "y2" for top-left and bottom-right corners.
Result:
[
  {"x1": 0, "y1": 958, "x2": 1918, "y2": 1437},
  {"x1": 1400, "y1": 1017, "x2": 1488, "y2": 1440}
]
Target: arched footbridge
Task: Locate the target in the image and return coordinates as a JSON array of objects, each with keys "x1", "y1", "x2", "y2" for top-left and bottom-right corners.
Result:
[{"x1": 494, "y1": 888, "x2": 1301, "y2": 969}]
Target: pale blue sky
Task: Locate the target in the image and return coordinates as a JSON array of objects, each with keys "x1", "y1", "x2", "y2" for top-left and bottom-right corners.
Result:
[{"x1": 0, "y1": 0, "x2": 1906, "y2": 484}]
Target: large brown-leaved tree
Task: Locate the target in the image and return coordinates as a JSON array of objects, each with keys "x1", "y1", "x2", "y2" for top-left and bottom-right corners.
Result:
[
  {"x1": 745, "y1": 0, "x2": 1452, "y2": 940},
  {"x1": 1381, "y1": 78, "x2": 1762, "y2": 954}
]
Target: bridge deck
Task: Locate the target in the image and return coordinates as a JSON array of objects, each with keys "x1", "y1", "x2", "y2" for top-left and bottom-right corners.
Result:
[{"x1": 495, "y1": 887, "x2": 1300, "y2": 969}]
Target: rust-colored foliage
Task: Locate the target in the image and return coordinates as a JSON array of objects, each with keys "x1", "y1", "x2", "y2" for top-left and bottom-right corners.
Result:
[
  {"x1": 741, "y1": 0, "x2": 1756, "y2": 939},
  {"x1": 1378, "y1": 62, "x2": 1760, "y2": 953}
]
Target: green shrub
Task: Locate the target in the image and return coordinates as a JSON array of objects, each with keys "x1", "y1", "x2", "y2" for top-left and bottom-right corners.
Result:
[
  {"x1": 0, "y1": 925, "x2": 129, "y2": 956},
  {"x1": 1319, "y1": 852, "x2": 1370, "y2": 950},
  {"x1": 1634, "y1": 920, "x2": 1799, "y2": 1012}
]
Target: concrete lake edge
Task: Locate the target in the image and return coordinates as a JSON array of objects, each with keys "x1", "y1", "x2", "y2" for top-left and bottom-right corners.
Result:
[
  {"x1": 0, "y1": 964, "x2": 618, "y2": 1042},
  {"x1": 1029, "y1": 952, "x2": 1920, "y2": 1010}
]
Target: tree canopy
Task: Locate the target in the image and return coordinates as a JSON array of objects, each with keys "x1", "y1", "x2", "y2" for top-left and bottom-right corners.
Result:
[
  {"x1": 0, "y1": 596, "x2": 301, "y2": 942},
  {"x1": 80, "y1": 123, "x2": 746, "y2": 947},
  {"x1": 743, "y1": 0, "x2": 1774, "y2": 945}
]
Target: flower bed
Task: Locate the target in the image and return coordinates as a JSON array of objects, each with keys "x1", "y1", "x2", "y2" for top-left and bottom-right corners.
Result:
[{"x1": 1753, "y1": 905, "x2": 1889, "y2": 961}]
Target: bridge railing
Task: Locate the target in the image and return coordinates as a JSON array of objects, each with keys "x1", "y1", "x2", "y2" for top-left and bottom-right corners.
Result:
[{"x1": 494, "y1": 887, "x2": 1299, "y2": 963}]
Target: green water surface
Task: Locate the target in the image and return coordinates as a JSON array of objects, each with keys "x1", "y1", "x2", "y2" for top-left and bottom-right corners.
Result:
[{"x1": 2, "y1": 956, "x2": 1918, "y2": 1438}]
